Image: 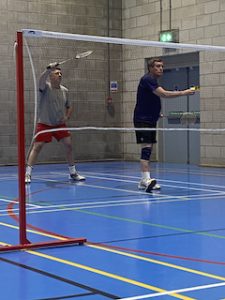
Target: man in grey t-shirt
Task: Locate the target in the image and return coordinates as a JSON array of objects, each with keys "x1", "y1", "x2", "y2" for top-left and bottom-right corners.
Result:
[{"x1": 25, "y1": 63, "x2": 85, "y2": 184}]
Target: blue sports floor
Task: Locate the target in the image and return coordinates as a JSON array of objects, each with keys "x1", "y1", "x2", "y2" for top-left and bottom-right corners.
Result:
[{"x1": 1, "y1": 161, "x2": 225, "y2": 299}]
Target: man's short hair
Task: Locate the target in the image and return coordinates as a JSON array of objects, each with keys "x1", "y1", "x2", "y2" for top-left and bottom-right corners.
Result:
[{"x1": 147, "y1": 57, "x2": 163, "y2": 72}]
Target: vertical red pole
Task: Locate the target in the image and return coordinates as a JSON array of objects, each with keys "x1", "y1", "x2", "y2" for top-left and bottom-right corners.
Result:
[{"x1": 16, "y1": 31, "x2": 28, "y2": 244}]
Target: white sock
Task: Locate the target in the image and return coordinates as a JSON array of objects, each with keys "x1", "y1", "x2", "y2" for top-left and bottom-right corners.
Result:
[
  {"x1": 69, "y1": 165, "x2": 76, "y2": 174},
  {"x1": 26, "y1": 165, "x2": 33, "y2": 175},
  {"x1": 141, "y1": 171, "x2": 150, "y2": 181}
]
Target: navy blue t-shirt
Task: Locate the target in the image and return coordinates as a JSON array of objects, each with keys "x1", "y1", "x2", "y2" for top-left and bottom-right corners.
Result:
[{"x1": 133, "y1": 73, "x2": 161, "y2": 123}]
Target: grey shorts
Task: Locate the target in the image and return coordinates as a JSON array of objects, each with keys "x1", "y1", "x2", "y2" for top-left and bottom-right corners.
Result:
[{"x1": 134, "y1": 121, "x2": 157, "y2": 144}]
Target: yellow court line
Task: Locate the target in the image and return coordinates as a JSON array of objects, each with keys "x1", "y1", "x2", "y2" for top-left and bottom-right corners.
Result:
[
  {"x1": 25, "y1": 249, "x2": 194, "y2": 300},
  {"x1": 0, "y1": 222, "x2": 193, "y2": 300},
  {"x1": 0, "y1": 241, "x2": 193, "y2": 300},
  {"x1": 1, "y1": 221, "x2": 225, "y2": 283},
  {"x1": 1, "y1": 222, "x2": 224, "y2": 298},
  {"x1": 0, "y1": 222, "x2": 68, "y2": 240},
  {"x1": 87, "y1": 244, "x2": 225, "y2": 282}
]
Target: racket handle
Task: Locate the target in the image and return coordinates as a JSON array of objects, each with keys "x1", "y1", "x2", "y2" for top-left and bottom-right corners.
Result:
[
  {"x1": 46, "y1": 62, "x2": 59, "y2": 69},
  {"x1": 190, "y1": 86, "x2": 200, "y2": 91}
]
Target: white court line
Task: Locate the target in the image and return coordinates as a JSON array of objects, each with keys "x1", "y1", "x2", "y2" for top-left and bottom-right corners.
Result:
[
  {"x1": 2, "y1": 193, "x2": 225, "y2": 217},
  {"x1": 30, "y1": 172, "x2": 225, "y2": 210},
  {"x1": 84, "y1": 171, "x2": 225, "y2": 190},
  {"x1": 50, "y1": 171, "x2": 225, "y2": 196},
  {"x1": 37, "y1": 177, "x2": 164, "y2": 196},
  {"x1": 0, "y1": 198, "x2": 41, "y2": 207},
  {"x1": 0, "y1": 171, "x2": 223, "y2": 216},
  {"x1": 0, "y1": 200, "x2": 167, "y2": 216},
  {"x1": 33, "y1": 176, "x2": 207, "y2": 204},
  {"x1": 0, "y1": 177, "x2": 19, "y2": 183},
  {"x1": 120, "y1": 281, "x2": 225, "y2": 299},
  {"x1": 87, "y1": 175, "x2": 225, "y2": 195}
]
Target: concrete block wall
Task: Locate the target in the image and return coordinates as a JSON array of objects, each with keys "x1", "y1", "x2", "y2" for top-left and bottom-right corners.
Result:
[
  {"x1": 0, "y1": 0, "x2": 123, "y2": 165},
  {"x1": 2, "y1": 0, "x2": 225, "y2": 167},
  {"x1": 122, "y1": 0, "x2": 225, "y2": 167}
]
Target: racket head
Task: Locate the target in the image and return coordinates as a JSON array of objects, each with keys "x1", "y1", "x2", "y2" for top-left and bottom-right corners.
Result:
[{"x1": 75, "y1": 50, "x2": 93, "y2": 59}]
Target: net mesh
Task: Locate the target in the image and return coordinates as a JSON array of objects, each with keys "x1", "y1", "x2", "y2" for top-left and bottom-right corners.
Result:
[
  {"x1": 23, "y1": 34, "x2": 123, "y2": 162},
  {"x1": 22, "y1": 29, "x2": 225, "y2": 167},
  {"x1": 8, "y1": 29, "x2": 225, "y2": 252}
]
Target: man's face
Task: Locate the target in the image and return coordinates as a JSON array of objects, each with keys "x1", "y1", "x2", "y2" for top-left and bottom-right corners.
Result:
[
  {"x1": 150, "y1": 61, "x2": 164, "y2": 78},
  {"x1": 50, "y1": 69, "x2": 62, "y2": 84}
]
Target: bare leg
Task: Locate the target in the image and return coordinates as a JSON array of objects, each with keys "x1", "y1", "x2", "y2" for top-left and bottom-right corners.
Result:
[
  {"x1": 140, "y1": 158, "x2": 150, "y2": 172},
  {"x1": 60, "y1": 136, "x2": 74, "y2": 165},
  {"x1": 27, "y1": 142, "x2": 45, "y2": 167},
  {"x1": 61, "y1": 136, "x2": 85, "y2": 181},
  {"x1": 140, "y1": 143, "x2": 153, "y2": 174},
  {"x1": 138, "y1": 143, "x2": 157, "y2": 192},
  {"x1": 25, "y1": 142, "x2": 45, "y2": 183}
]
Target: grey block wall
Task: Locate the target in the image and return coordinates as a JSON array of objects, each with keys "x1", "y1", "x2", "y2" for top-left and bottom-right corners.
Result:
[
  {"x1": 2, "y1": 0, "x2": 225, "y2": 167},
  {"x1": 122, "y1": 0, "x2": 225, "y2": 167},
  {"x1": 0, "y1": 0, "x2": 123, "y2": 165}
]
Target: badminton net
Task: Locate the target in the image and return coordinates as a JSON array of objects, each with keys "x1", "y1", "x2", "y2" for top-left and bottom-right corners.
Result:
[{"x1": 9, "y1": 29, "x2": 225, "y2": 252}]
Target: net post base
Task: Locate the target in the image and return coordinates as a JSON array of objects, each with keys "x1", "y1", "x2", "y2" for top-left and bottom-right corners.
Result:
[{"x1": 0, "y1": 237, "x2": 87, "y2": 252}]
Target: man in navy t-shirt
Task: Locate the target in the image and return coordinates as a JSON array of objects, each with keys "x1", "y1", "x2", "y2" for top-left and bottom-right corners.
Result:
[{"x1": 133, "y1": 57, "x2": 195, "y2": 193}]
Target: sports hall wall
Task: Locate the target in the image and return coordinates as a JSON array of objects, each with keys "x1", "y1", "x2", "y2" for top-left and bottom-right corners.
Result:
[
  {"x1": 122, "y1": 0, "x2": 225, "y2": 167},
  {"x1": 1, "y1": 1, "x2": 225, "y2": 167},
  {"x1": 0, "y1": 0, "x2": 122, "y2": 165}
]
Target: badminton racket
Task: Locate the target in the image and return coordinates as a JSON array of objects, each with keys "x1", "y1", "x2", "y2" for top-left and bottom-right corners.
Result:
[
  {"x1": 58, "y1": 50, "x2": 93, "y2": 65},
  {"x1": 180, "y1": 112, "x2": 199, "y2": 125}
]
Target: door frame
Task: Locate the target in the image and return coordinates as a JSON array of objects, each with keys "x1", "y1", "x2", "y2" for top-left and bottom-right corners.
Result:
[{"x1": 151, "y1": 52, "x2": 200, "y2": 164}]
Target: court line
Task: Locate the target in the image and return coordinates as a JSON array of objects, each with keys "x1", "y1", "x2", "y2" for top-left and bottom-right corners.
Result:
[
  {"x1": 1, "y1": 223, "x2": 224, "y2": 298},
  {"x1": 34, "y1": 175, "x2": 225, "y2": 204},
  {"x1": 81, "y1": 171, "x2": 225, "y2": 190},
  {"x1": 0, "y1": 242, "x2": 193, "y2": 300},
  {"x1": 51, "y1": 171, "x2": 225, "y2": 194},
  {"x1": 2, "y1": 188, "x2": 225, "y2": 216},
  {"x1": 87, "y1": 243, "x2": 225, "y2": 282},
  {"x1": 1, "y1": 193, "x2": 215, "y2": 216},
  {"x1": 26, "y1": 250, "x2": 195, "y2": 300},
  {"x1": 0, "y1": 256, "x2": 119, "y2": 299},
  {"x1": 88, "y1": 242, "x2": 225, "y2": 266},
  {"x1": 6, "y1": 194, "x2": 225, "y2": 242},
  {"x1": 2, "y1": 169, "x2": 225, "y2": 296},
  {"x1": 2, "y1": 215, "x2": 225, "y2": 251},
  {"x1": 75, "y1": 209, "x2": 225, "y2": 240},
  {"x1": 5, "y1": 180, "x2": 223, "y2": 215},
  {"x1": 5, "y1": 188, "x2": 225, "y2": 243},
  {"x1": 2, "y1": 220, "x2": 225, "y2": 267},
  {"x1": 86, "y1": 175, "x2": 225, "y2": 194},
  {"x1": 0, "y1": 222, "x2": 70, "y2": 240},
  {"x1": 120, "y1": 281, "x2": 225, "y2": 299}
]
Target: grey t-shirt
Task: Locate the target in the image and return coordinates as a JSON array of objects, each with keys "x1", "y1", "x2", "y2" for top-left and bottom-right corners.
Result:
[{"x1": 38, "y1": 82, "x2": 70, "y2": 126}]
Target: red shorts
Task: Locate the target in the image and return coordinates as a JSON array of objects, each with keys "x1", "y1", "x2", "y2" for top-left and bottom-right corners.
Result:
[{"x1": 35, "y1": 123, "x2": 71, "y2": 143}]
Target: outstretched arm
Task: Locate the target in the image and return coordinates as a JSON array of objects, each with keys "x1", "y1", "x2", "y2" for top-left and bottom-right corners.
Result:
[{"x1": 154, "y1": 86, "x2": 195, "y2": 98}]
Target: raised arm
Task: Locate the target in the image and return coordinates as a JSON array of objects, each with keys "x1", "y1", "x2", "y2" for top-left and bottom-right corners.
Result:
[{"x1": 39, "y1": 62, "x2": 59, "y2": 91}]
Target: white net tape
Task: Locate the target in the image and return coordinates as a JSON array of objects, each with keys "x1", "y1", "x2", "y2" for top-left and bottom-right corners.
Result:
[
  {"x1": 33, "y1": 126, "x2": 225, "y2": 141},
  {"x1": 23, "y1": 29, "x2": 225, "y2": 52}
]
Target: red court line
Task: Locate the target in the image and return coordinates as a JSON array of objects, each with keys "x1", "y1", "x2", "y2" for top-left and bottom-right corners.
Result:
[
  {"x1": 87, "y1": 242, "x2": 225, "y2": 266},
  {"x1": 7, "y1": 193, "x2": 72, "y2": 240},
  {"x1": 6, "y1": 189, "x2": 225, "y2": 266}
]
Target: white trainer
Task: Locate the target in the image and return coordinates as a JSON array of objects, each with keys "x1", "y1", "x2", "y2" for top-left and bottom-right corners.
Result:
[
  {"x1": 152, "y1": 183, "x2": 161, "y2": 190},
  {"x1": 69, "y1": 173, "x2": 86, "y2": 181},
  {"x1": 138, "y1": 178, "x2": 157, "y2": 193},
  {"x1": 25, "y1": 174, "x2": 31, "y2": 184}
]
